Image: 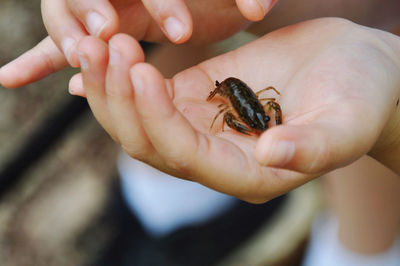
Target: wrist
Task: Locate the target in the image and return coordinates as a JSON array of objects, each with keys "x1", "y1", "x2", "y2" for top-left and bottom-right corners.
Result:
[
  {"x1": 369, "y1": 28, "x2": 400, "y2": 174},
  {"x1": 369, "y1": 105, "x2": 400, "y2": 175}
]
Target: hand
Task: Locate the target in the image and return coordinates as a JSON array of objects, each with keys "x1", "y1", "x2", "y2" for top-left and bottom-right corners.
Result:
[
  {"x1": 40, "y1": 18, "x2": 400, "y2": 202},
  {"x1": 0, "y1": 0, "x2": 279, "y2": 89},
  {"x1": 43, "y1": 0, "x2": 277, "y2": 48}
]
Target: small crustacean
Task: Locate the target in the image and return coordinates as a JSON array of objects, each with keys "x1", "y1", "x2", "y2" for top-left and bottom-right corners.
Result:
[{"x1": 206, "y1": 77, "x2": 282, "y2": 135}]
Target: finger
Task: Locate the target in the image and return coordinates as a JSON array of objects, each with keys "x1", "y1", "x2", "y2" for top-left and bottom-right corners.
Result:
[
  {"x1": 255, "y1": 110, "x2": 379, "y2": 174},
  {"x1": 105, "y1": 34, "x2": 151, "y2": 159},
  {"x1": 66, "y1": 0, "x2": 119, "y2": 39},
  {"x1": 68, "y1": 73, "x2": 86, "y2": 97},
  {"x1": 42, "y1": 0, "x2": 87, "y2": 67},
  {"x1": 77, "y1": 36, "x2": 115, "y2": 137},
  {"x1": 130, "y1": 63, "x2": 199, "y2": 168},
  {"x1": 0, "y1": 36, "x2": 67, "y2": 88},
  {"x1": 235, "y1": 0, "x2": 277, "y2": 21},
  {"x1": 141, "y1": 0, "x2": 193, "y2": 43}
]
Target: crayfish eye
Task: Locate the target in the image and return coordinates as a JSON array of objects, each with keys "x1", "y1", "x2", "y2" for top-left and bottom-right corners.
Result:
[{"x1": 264, "y1": 116, "x2": 270, "y2": 123}]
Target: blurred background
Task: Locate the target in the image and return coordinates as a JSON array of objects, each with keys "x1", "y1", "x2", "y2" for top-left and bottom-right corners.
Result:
[
  {"x1": 0, "y1": 1, "x2": 322, "y2": 265},
  {"x1": 0, "y1": 1, "x2": 121, "y2": 265}
]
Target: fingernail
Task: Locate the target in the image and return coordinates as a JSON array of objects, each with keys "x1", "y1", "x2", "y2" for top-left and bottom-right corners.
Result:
[
  {"x1": 130, "y1": 68, "x2": 144, "y2": 95},
  {"x1": 68, "y1": 77, "x2": 78, "y2": 95},
  {"x1": 68, "y1": 86, "x2": 76, "y2": 95},
  {"x1": 61, "y1": 38, "x2": 77, "y2": 65},
  {"x1": 263, "y1": 140, "x2": 295, "y2": 167},
  {"x1": 256, "y1": 0, "x2": 272, "y2": 13},
  {"x1": 0, "y1": 66, "x2": 4, "y2": 86},
  {"x1": 0, "y1": 65, "x2": 9, "y2": 88},
  {"x1": 86, "y1": 11, "x2": 108, "y2": 37},
  {"x1": 78, "y1": 52, "x2": 89, "y2": 70},
  {"x1": 163, "y1": 17, "x2": 184, "y2": 42},
  {"x1": 108, "y1": 44, "x2": 120, "y2": 66}
]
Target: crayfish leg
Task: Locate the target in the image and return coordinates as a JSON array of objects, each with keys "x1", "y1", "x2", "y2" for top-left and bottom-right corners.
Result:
[
  {"x1": 264, "y1": 101, "x2": 282, "y2": 125},
  {"x1": 256, "y1": 86, "x2": 280, "y2": 97},
  {"x1": 209, "y1": 104, "x2": 229, "y2": 132},
  {"x1": 223, "y1": 112, "x2": 252, "y2": 135}
]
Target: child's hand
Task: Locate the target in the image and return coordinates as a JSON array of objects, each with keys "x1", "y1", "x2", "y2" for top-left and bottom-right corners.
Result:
[
  {"x1": 43, "y1": 0, "x2": 275, "y2": 51},
  {"x1": 0, "y1": 0, "x2": 278, "y2": 88},
  {"x1": 75, "y1": 18, "x2": 400, "y2": 202}
]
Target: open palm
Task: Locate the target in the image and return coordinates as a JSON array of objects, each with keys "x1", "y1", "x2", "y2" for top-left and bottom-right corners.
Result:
[{"x1": 78, "y1": 18, "x2": 400, "y2": 202}]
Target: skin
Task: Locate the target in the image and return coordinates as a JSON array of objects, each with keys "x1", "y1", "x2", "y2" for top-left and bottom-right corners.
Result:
[
  {"x1": 1, "y1": 0, "x2": 399, "y2": 256},
  {"x1": 40, "y1": 0, "x2": 250, "y2": 67},
  {"x1": 141, "y1": 43, "x2": 400, "y2": 255},
  {"x1": 248, "y1": 0, "x2": 400, "y2": 34},
  {"x1": 2, "y1": 0, "x2": 398, "y2": 89},
  {"x1": 323, "y1": 156, "x2": 400, "y2": 254},
  {"x1": 74, "y1": 18, "x2": 400, "y2": 203},
  {"x1": 0, "y1": 0, "x2": 269, "y2": 88}
]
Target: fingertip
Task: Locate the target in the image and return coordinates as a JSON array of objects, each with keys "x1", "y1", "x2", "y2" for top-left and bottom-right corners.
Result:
[
  {"x1": 162, "y1": 16, "x2": 192, "y2": 44},
  {"x1": 255, "y1": 125, "x2": 320, "y2": 173},
  {"x1": 109, "y1": 34, "x2": 145, "y2": 63},
  {"x1": 236, "y1": 0, "x2": 276, "y2": 21},
  {"x1": 61, "y1": 37, "x2": 80, "y2": 67},
  {"x1": 86, "y1": 9, "x2": 119, "y2": 40},
  {"x1": 76, "y1": 35, "x2": 92, "y2": 53},
  {"x1": 76, "y1": 35, "x2": 108, "y2": 59},
  {"x1": 0, "y1": 65, "x2": 12, "y2": 88},
  {"x1": 76, "y1": 35, "x2": 109, "y2": 98},
  {"x1": 106, "y1": 34, "x2": 145, "y2": 98},
  {"x1": 255, "y1": 124, "x2": 347, "y2": 175},
  {"x1": 129, "y1": 62, "x2": 173, "y2": 114},
  {"x1": 68, "y1": 73, "x2": 86, "y2": 97},
  {"x1": 86, "y1": 11, "x2": 108, "y2": 37},
  {"x1": 129, "y1": 63, "x2": 157, "y2": 96},
  {"x1": 69, "y1": 50, "x2": 81, "y2": 68},
  {"x1": 255, "y1": 126, "x2": 294, "y2": 167},
  {"x1": 0, "y1": 60, "x2": 35, "y2": 89},
  {"x1": 142, "y1": 0, "x2": 193, "y2": 43},
  {"x1": 67, "y1": 0, "x2": 119, "y2": 40},
  {"x1": 0, "y1": 37, "x2": 68, "y2": 88},
  {"x1": 0, "y1": 55, "x2": 52, "y2": 89}
]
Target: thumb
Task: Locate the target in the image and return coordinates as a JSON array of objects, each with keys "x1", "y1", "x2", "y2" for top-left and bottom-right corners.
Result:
[{"x1": 255, "y1": 121, "x2": 376, "y2": 175}]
